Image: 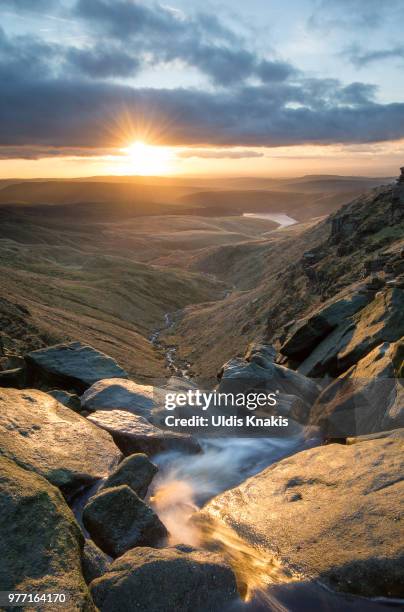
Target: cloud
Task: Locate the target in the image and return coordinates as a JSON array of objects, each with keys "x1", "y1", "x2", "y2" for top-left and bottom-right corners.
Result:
[
  {"x1": 66, "y1": 46, "x2": 140, "y2": 78},
  {"x1": 73, "y1": 0, "x2": 294, "y2": 85},
  {"x1": 308, "y1": 0, "x2": 404, "y2": 31},
  {"x1": 1, "y1": 68, "x2": 404, "y2": 155},
  {"x1": 345, "y1": 44, "x2": 404, "y2": 67},
  {"x1": 178, "y1": 149, "x2": 265, "y2": 159}
]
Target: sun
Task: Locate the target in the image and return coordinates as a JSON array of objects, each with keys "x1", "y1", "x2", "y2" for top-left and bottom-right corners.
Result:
[{"x1": 121, "y1": 140, "x2": 174, "y2": 175}]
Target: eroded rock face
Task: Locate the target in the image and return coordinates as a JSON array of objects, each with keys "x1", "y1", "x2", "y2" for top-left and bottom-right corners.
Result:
[
  {"x1": 296, "y1": 288, "x2": 404, "y2": 378},
  {"x1": 81, "y1": 378, "x2": 156, "y2": 417},
  {"x1": 0, "y1": 457, "x2": 94, "y2": 610},
  {"x1": 81, "y1": 539, "x2": 110, "y2": 585},
  {"x1": 87, "y1": 410, "x2": 201, "y2": 456},
  {"x1": 0, "y1": 388, "x2": 121, "y2": 498},
  {"x1": 311, "y1": 341, "x2": 404, "y2": 436},
  {"x1": 100, "y1": 453, "x2": 157, "y2": 498},
  {"x1": 90, "y1": 546, "x2": 238, "y2": 612},
  {"x1": 280, "y1": 292, "x2": 372, "y2": 361},
  {"x1": 200, "y1": 430, "x2": 404, "y2": 598},
  {"x1": 82, "y1": 485, "x2": 167, "y2": 558},
  {"x1": 26, "y1": 342, "x2": 128, "y2": 392}
]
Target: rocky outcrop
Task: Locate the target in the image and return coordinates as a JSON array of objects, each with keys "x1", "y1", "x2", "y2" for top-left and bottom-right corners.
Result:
[
  {"x1": 83, "y1": 485, "x2": 167, "y2": 558},
  {"x1": 200, "y1": 430, "x2": 404, "y2": 598},
  {"x1": 26, "y1": 342, "x2": 128, "y2": 393},
  {"x1": 280, "y1": 291, "x2": 372, "y2": 362},
  {"x1": 311, "y1": 340, "x2": 404, "y2": 436},
  {"x1": 81, "y1": 539, "x2": 110, "y2": 585},
  {"x1": 0, "y1": 388, "x2": 121, "y2": 498},
  {"x1": 0, "y1": 456, "x2": 94, "y2": 610},
  {"x1": 100, "y1": 453, "x2": 158, "y2": 498},
  {"x1": 81, "y1": 378, "x2": 156, "y2": 417},
  {"x1": 87, "y1": 410, "x2": 201, "y2": 456},
  {"x1": 90, "y1": 546, "x2": 238, "y2": 612},
  {"x1": 290, "y1": 288, "x2": 404, "y2": 378}
]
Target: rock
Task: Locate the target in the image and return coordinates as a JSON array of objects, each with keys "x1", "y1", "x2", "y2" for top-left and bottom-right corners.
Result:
[
  {"x1": 0, "y1": 366, "x2": 26, "y2": 388},
  {"x1": 297, "y1": 288, "x2": 404, "y2": 377},
  {"x1": 201, "y1": 430, "x2": 404, "y2": 598},
  {"x1": 82, "y1": 539, "x2": 110, "y2": 585},
  {"x1": 87, "y1": 410, "x2": 201, "y2": 456},
  {"x1": 311, "y1": 341, "x2": 404, "y2": 436},
  {"x1": 218, "y1": 357, "x2": 320, "y2": 407},
  {"x1": 280, "y1": 291, "x2": 372, "y2": 361},
  {"x1": 245, "y1": 343, "x2": 277, "y2": 368},
  {"x1": 0, "y1": 388, "x2": 121, "y2": 498},
  {"x1": 26, "y1": 341, "x2": 128, "y2": 393},
  {"x1": 90, "y1": 546, "x2": 238, "y2": 612},
  {"x1": 101, "y1": 453, "x2": 157, "y2": 498},
  {"x1": 81, "y1": 378, "x2": 156, "y2": 418},
  {"x1": 82, "y1": 485, "x2": 167, "y2": 558},
  {"x1": 0, "y1": 456, "x2": 94, "y2": 610},
  {"x1": 48, "y1": 389, "x2": 81, "y2": 412}
]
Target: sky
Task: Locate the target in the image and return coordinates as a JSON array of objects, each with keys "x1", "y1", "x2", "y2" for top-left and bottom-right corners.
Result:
[{"x1": 1, "y1": 0, "x2": 404, "y2": 177}]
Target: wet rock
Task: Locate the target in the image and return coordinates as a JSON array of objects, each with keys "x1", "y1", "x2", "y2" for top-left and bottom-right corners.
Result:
[
  {"x1": 81, "y1": 378, "x2": 156, "y2": 418},
  {"x1": 0, "y1": 456, "x2": 94, "y2": 610},
  {"x1": 81, "y1": 539, "x2": 110, "y2": 585},
  {"x1": 0, "y1": 388, "x2": 121, "y2": 498},
  {"x1": 101, "y1": 453, "x2": 157, "y2": 498},
  {"x1": 311, "y1": 340, "x2": 404, "y2": 436},
  {"x1": 298, "y1": 288, "x2": 404, "y2": 377},
  {"x1": 26, "y1": 341, "x2": 128, "y2": 393},
  {"x1": 90, "y1": 545, "x2": 238, "y2": 612},
  {"x1": 87, "y1": 410, "x2": 201, "y2": 456},
  {"x1": 201, "y1": 430, "x2": 404, "y2": 598},
  {"x1": 280, "y1": 291, "x2": 372, "y2": 361},
  {"x1": 48, "y1": 389, "x2": 81, "y2": 412},
  {"x1": 82, "y1": 485, "x2": 167, "y2": 558}
]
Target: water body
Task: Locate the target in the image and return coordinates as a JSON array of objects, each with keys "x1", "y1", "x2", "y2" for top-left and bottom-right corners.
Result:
[{"x1": 243, "y1": 212, "x2": 298, "y2": 227}]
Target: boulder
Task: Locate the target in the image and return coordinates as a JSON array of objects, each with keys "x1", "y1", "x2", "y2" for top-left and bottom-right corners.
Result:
[
  {"x1": 297, "y1": 288, "x2": 404, "y2": 377},
  {"x1": 87, "y1": 410, "x2": 201, "y2": 456},
  {"x1": 200, "y1": 430, "x2": 404, "y2": 598},
  {"x1": 0, "y1": 456, "x2": 94, "y2": 610},
  {"x1": 280, "y1": 291, "x2": 372, "y2": 361},
  {"x1": 82, "y1": 485, "x2": 167, "y2": 558},
  {"x1": 0, "y1": 388, "x2": 121, "y2": 498},
  {"x1": 218, "y1": 357, "x2": 320, "y2": 411},
  {"x1": 81, "y1": 378, "x2": 156, "y2": 418},
  {"x1": 245, "y1": 343, "x2": 277, "y2": 368},
  {"x1": 48, "y1": 389, "x2": 81, "y2": 413},
  {"x1": 81, "y1": 539, "x2": 110, "y2": 585},
  {"x1": 101, "y1": 453, "x2": 157, "y2": 498},
  {"x1": 90, "y1": 546, "x2": 238, "y2": 612},
  {"x1": 26, "y1": 341, "x2": 128, "y2": 393},
  {"x1": 311, "y1": 341, "x2": 404, "y2": 436}
]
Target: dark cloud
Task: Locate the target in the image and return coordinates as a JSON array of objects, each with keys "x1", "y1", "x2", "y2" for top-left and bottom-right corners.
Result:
[
  {"x1": 346, "y1": 44, "x2": 404, "y2": 67},
  {"x1": 257, "y1": 60, "x2": 298, "y2": 83},
  {"x1": 66, "y1": 46, "x2": 140, "y2": 78},
  {"x1": 1, "y1": 0, "x2": 56, "y2": 9},
  {"x1": 73, "y1": 0, "x2": 293, "y2": 86},
  {"x1": 1, "y1": 69, "x2": 404, "y2": 154}
]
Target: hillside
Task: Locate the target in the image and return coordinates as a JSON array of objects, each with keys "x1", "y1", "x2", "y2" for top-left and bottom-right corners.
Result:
[{"x1": 164, "y1": 183, "x2": 404, "y2": 380}]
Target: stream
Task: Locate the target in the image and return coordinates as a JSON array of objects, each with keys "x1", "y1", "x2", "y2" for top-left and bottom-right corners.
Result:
[{"x1": 146, "y1": 275, "x2": 401, "y2": 611}]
